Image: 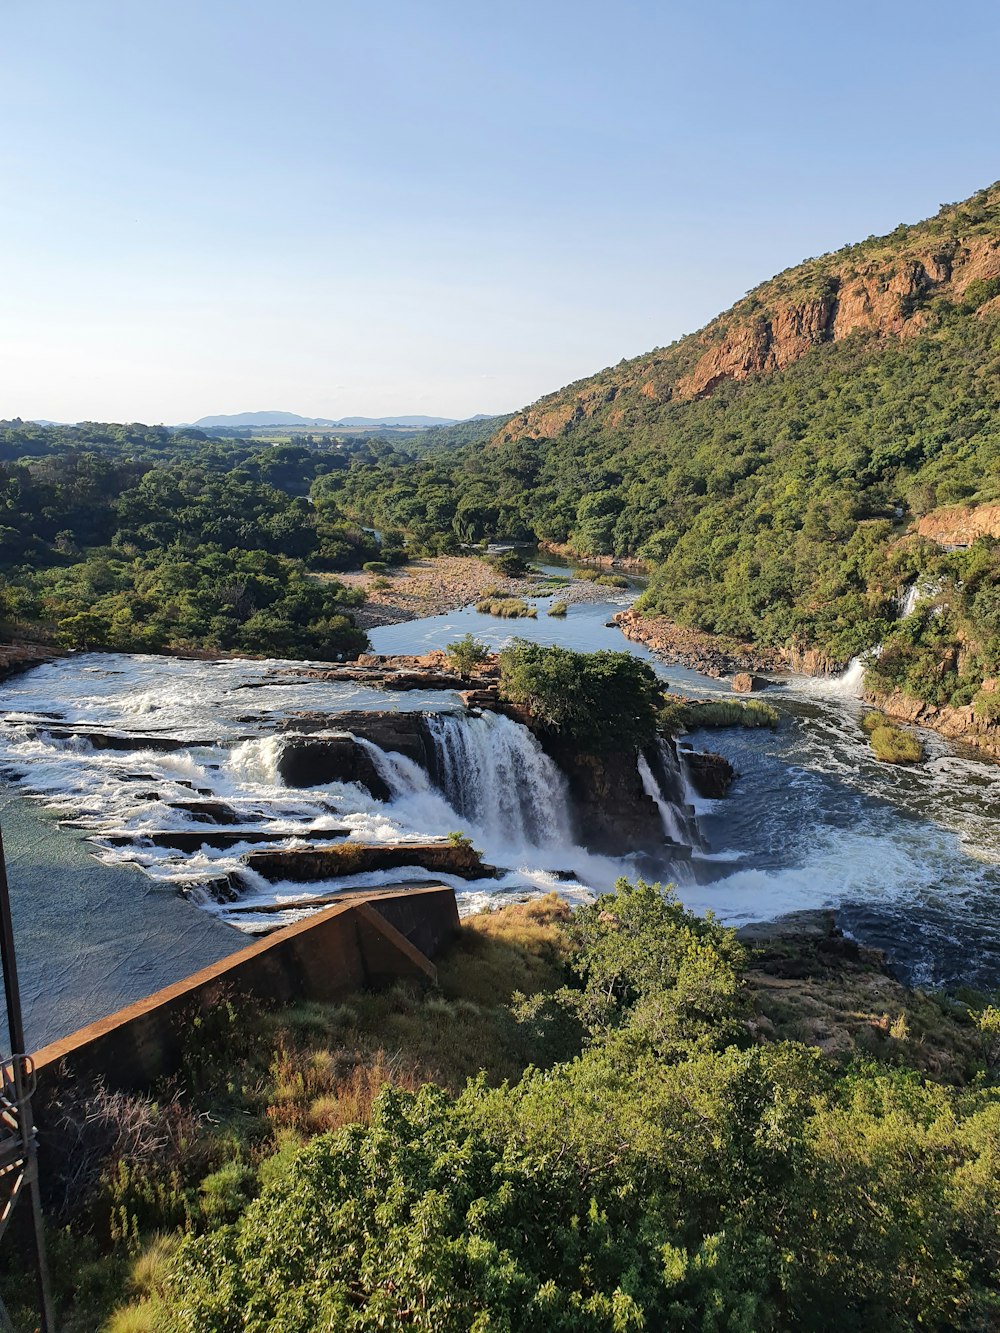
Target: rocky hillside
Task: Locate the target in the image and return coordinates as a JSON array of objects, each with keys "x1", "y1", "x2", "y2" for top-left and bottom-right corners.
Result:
[
  {"x1": 494, "y1": 183, "x2": 1000, "y2": 444},
  {"x1": 335, "y1": 183, "x2": 1000, "y2": 730}
]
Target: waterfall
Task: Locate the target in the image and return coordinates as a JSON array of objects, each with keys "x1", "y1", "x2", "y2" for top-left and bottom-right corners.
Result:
[
  {"x1": 789, "y1": 655, "x2": 867, "y2": 700},
  {"x1": 638, "y1": 740, "x2": 702, "y2": 848},
  {"x1": 425, "y1": 711, "x2": 575, "y2": 853},
  {"x1": 897, "y1": 582, "x2": 921, "y2": 619}
]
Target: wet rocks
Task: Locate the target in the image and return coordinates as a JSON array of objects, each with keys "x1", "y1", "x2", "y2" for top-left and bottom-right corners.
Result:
[
  {"x1": 538, "y1": 737, "x2": 667, "y2": 855},
  {"x1": 731, "y1": 672, "x2": 768, "y2": 693},
  {"x1": 276, "y1": 711, "x2": 447, "y2": 798},
  {"x1": 168, "y1": 799, "x2": 241, "y2": 825},
  {"x1": 0, "y1": 642, "x2": 62, "y2": 683},
  {"x1": 99, "y1": 828, "x2": 350, "y2": 852},
  {"x1": 243, "y1": 840, "x2": 497, "y2": 883},
  {"x1": 681, "y1": 749, "x2": 736, "y2": 799},
  {"x1": 256, "y1": 652, "x2": 475, "y2": 693},
  {"x1": 276, "y1": 735, "x2": 393, "y2": 801}
]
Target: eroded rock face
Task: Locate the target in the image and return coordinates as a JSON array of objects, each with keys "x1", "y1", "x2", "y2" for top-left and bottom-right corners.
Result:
[
  {"x1": 661, "y1": 240, "x2": 1000, "y2": 403},
  {"x1": 538, "y1": 736, "x2": 668, "y2": 855},
  {"x1": 867, "y1": 687, "x2": 1000, "y2": 760},
  {"x1": 276, "y1": 735, "x2": 393, "y2": 800},
  {"x1": 916, "y1": 503, "x2": 1000, "y2": 547},
  {"x1": 613, "y1": 610, "x2": 785, "y2": 676},
  {"x1": 681, "y1": 749, "x2": 736, "y2": 800},
  {"x1": 242, "y1": 841, "x2": 496, "y2": 883},
  {"x1": 276, "y1": 711, "x2": 443, "y2": 799},
  {"x1": 731, "y1": 672, "x2": 769, "y2": 693}
]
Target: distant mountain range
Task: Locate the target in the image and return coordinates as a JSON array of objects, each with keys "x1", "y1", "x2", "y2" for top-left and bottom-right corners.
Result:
[{"x1": 184, "y1": 411, "x2": 483, "y2": 429}]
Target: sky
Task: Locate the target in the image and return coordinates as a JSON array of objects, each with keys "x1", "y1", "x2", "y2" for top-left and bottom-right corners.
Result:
[{"x1": 2, "y1": 0, "x2": 1000, "y2": 425}]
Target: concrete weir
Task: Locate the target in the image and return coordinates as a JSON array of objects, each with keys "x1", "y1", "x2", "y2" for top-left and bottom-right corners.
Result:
[{"x1": 31, "y1": 883, "x2": 460, "y2": 1099}]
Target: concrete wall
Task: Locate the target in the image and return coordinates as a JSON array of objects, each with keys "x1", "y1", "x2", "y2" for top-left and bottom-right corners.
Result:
[{"x1": 30, "y1": 884, "x2": 459, "y2": 1100}]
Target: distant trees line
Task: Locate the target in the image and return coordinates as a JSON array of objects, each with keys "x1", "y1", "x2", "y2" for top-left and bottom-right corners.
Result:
[{"x1": 0, "y1": 427, "x2": 418, "y2": 659}]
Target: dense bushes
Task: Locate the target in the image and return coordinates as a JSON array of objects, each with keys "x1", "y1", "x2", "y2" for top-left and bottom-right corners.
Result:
[
  {"x1": 498, "y1": 642, "x2": 663, "y2": 749},
  {"x1": 117, "y1": 881, "x2": 1000, "y2": 1333},
  {"x1": 0, "y1": 437, "x2": 374, "y2": 659}
]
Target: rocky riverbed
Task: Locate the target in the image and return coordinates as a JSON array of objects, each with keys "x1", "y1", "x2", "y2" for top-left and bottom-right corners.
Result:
[{"x1": 333, "y1": 555, "x2": 618, "y2": 630}]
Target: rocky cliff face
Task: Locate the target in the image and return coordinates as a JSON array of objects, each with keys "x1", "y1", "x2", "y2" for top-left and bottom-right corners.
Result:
[
  {"x1": 916, "y1": 503, "x2": 1000, "y2": 547},
  {"x1": 868, "y1": 687, "x2": 1000, "y2": 760},
  {"x1": 493, "y1": 187, "x2": 1000, "y2": 443}
]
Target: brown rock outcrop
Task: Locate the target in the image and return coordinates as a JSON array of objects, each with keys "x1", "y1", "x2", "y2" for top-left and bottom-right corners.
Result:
[
  {"x1": 731, "y1": 672, "x2": 768, "y2": 693},
  {"x1": 867, "y1": 688, "x2": 1000, "y2": 760},
  {"x1": 242, "y1": 841, "x2": 497, "y2": 883},
  {"x1": 613, "y1": 610, "x2": 785, "y2": 676},
  {"x1": 681, "y1": 750, "x2": 736, "y2": 800},
  {"x1": 916, "y1": 503, "x2": 1000, "y2": 547}
]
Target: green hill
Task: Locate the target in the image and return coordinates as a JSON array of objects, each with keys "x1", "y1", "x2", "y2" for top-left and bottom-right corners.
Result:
[{"x1": 336, "y1": 183, "x2": 1000, "y2": 705}]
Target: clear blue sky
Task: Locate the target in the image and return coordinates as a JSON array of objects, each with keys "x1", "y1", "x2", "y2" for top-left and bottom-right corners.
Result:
[{"x1": 3, "y1": 0, "x2": 999, "y2": 424}]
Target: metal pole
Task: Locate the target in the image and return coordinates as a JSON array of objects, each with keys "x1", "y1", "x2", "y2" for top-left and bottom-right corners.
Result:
[{"x1": 0, "y1": 825, "x2": 55, "y2": 1333}]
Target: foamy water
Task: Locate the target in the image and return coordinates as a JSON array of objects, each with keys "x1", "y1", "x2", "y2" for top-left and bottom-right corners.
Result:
[
  {"x1": 4, "y1": 625, "x2": 1000, "y2": 987},
  {"x1": 0, "y1": 652, "x2": 686, "y2": 934}
]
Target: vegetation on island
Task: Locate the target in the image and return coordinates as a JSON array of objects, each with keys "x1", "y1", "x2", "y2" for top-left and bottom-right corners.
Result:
[
  {"x1": 13, "y1": 885, "x2": 999, "y2": 1332},
  {"x1": 658, "y1": 696, "x2": 780, "y2": 732},
  {"x1": 444, "y1": 633, "x2": 492, "y2": 675},
  {"x1": 474, "y1": 596, "x2": 537, "y2": 618},
  {"x1": 861, "y1": 711, "x2": 924, "y2": 764},
  {"x1": 497, "y1": 642, "x2": 663, "y2": 750}
]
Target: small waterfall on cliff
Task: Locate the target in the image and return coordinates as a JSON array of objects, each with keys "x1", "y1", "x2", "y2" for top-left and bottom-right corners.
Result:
[
  {"x1": 425, "y1": 712, "x2": 575, "y2": 853},
  {"x1": 789, "y1": 655, "x2": 868, "y2": 700},
  {"x1": 638, "y1": 740, "x2": 702, "y2": 848}
]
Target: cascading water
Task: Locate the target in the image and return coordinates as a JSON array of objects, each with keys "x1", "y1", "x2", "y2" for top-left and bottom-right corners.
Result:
[
  {"x1": 637, "y1": 740, "x2": 699, "y2": 848},
  {"x1": 425, "y1": 711, "x2": 575, "y2": 853},
  {"x1": 789, "y1": 654, "x2": 868, "y2": 700}
]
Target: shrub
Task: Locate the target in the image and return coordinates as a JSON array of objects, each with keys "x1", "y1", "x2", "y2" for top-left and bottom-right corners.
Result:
[
  {"x1": 445, "y1": 633, "x2": 491, "y2": 675},
  {"x1": 498, "y1": 641, "x2": 662, "y2": 749},
  {"x1": 661, "y1": 697, "x2": 779, "y2": 731},
  {"x1": 973, "y1": 688, "x2": 1000, "y2": 723},
  {"x1": 362, "y1": 560, "x2": 388, "y2": 574},
  {"x1": 486, "y1": 549, "x2": 530, "y2": 577},
  {"x1": 475, "y1": 597, "x2": 537, "y2": 618},
  {"x1": 862, "y1": 712, "x2": 924, "y2": 763}
]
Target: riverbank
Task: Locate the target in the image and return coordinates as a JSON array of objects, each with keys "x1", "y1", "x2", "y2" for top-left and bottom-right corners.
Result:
[
  {"x1": 537, "y1": 539, "x2": 649, "y2": 575},
  {"x1": 613, "y1": 609, "x2": 853, "y2": 680},
  {"x1": 0, "y1": 640, "x2": 63, "y2": 682},
  {"x1": 870, "y1": 686, "x2": 1000, "y2": 761}
]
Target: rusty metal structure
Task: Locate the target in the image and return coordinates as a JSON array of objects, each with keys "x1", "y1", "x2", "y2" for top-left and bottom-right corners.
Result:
[{"x1": 0, "y1": 826, "x2": 54, "y2": 1332}]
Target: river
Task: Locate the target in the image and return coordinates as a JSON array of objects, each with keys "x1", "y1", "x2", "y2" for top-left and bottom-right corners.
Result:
[{"x1": 1, "y1": 583, "x2": 998, "y2": 1046}]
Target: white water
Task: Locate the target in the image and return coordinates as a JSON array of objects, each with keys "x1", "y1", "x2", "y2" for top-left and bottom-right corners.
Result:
[
  {"x1": 426, "y1": 711, "x2": 575, "y2": 854},
  {"x1": 0, "y1": 653, "x2": 697, "y2": 933},
  {"x1": 638, "y1": 751, "x2": 689, "y2": 845},
  {"x1": 788, "y1": 655, "x2": 868, "y2": 700}
]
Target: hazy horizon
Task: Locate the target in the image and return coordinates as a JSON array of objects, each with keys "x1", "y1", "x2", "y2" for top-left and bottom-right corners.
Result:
[{"x1": 4, "y1": 0, "x2": 1000, "y2": 424}]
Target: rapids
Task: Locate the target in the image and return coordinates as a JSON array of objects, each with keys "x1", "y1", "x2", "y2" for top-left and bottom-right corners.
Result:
[{"x1": 2, "y1": 582, "x2": 1000, "y2": 1001}]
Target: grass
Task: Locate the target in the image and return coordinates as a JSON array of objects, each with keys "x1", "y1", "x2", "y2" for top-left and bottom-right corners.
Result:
[
  {"x1": 660, "y1": 696, "x2": 780, "y2": 732},
  {"x1": 475, "y1": 597, "x2": 537, "y2": 618},
  {"x1": 547, "y1": 600, "x2": 569, "y2": 617},
  {"x1": 32, "y1": 895, "x2": 578, "y2": 1331},
  {"x1": 861, "y1": 711, "x2": 924, "y2": 763},
  {"x1": 576, "y1": 569, "x2": 629, "y2": 587}
]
